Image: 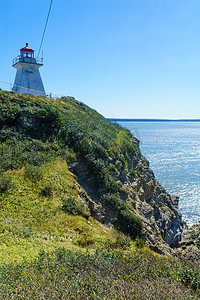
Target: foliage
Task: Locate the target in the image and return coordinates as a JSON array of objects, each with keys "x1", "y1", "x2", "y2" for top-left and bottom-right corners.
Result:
[
  {"x1": 1, "y1": 248, "x2": 199, "y2": 299},
  {"x1": 24, "y1": 165, "x2": 43, "y2": 182},
  {"x1": 106, "y1": 233, "x2": 131, "y2": 250},
  {"x1": 61, "y1": 196, "x2": 85, "y2": 216},
  {"x1": 143, "y1": 157, "x2": 150, "y2": 166},
  {"x1": 0, "y1": 90, "x2": 200, "y2": 299},
  {"x1": 0, "y1": 174, "x2": 12, "y2": 193},
  {"x1": 0, "y1": 90, "x2": 140, "y2": 183},
  {"x1": 40, "y1": 183, "x2": 53, "y2": 197},
  {"x1": 116, "y1": 208, "x2": 143, "y2": 239},
  {"x1": 0, "y1": 129, "x2": 63, "y2": 172},
  {"x1": 135, "y1": 237, "x2": 146, "y2": 248},
  {"x1": 86, "y1": 154, "x2": 109, "y2": 187},
  {"x1": 0, "y1": 90, "x2": 144, "y2": 264},
  {"x1": 102, "y1": 193, "x2": 143, "y2": 239},
  {"x1": 178, "y1": 266, "x2": 200, "y2": 292}
]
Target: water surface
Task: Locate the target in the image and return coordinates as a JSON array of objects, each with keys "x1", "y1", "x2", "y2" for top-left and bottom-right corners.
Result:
[{"x1": 118, "y1": 121, "x2": 200, "y2": 226}]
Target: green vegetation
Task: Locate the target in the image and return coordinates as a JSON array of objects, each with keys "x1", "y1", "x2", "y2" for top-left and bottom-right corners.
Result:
[
  {"x1": 0, "y1": 90, "x2": 199, "y2": 299},
  {"x1": 0, "y1": 90, "x2": 143, "y2": 241},
  {"x1": 102, "y1": 193, "x2": 142, "y2": 238},
  {"x1": 61, "y1": 196, "x2": 86, "y2": 216},
  {"x1": 1, "y1": 247, "x2": 200, "y2": 299}
]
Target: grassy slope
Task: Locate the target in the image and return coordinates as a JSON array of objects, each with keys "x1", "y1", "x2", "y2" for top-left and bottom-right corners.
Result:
[
  {"x1": 1, "y1": 159, "x2": 115, "y2": 264},
  {"x1": 0, "y1": 90, "x2": 200, "y2": 299},
  {"x1": 0, "y1": 90, "x2": 139, "y2": 264}
]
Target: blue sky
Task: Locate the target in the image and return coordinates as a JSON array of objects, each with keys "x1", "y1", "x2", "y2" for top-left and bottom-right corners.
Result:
[{"x1": 1, "y1": 0, "x2": 200, "y2": 118}]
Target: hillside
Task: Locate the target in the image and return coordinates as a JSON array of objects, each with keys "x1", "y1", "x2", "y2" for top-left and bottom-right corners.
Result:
[{"x1": 0, "y1": 90, "x2": 200, "y2": 299}]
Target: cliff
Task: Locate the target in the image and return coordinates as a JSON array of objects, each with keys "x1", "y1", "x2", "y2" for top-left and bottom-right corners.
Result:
[{"x1": 0, "y1": 90, "x2": 184, "y2": 255}]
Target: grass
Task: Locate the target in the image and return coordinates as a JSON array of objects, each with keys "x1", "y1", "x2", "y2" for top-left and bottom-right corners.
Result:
[
  {"x1": 1, "y1": 247, "x2": 200, "y2": 299},
  {"x1": 0, "y1": 89, "x2": 144, "y2": 238},
  {"x1": 0, "y1": 90, "x2": 199, "y2": 298},
  {"x1": 0, "y1": 159, "x2": 115, "y2": 264}
]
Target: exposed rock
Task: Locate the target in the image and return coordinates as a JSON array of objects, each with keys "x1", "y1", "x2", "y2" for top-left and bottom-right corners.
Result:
[
  {"x1": 176, "y1": 245, "x2": 200, "y2": 262},
  {"x1": 69, "y1": 139, "x2": 184, "y2": 256},
  {"x1": 74, "y1": 179, "x2": 106, "y2": 222}
]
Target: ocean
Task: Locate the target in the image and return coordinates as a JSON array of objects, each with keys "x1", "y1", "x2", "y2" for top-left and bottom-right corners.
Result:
[{"x1": 117, "y1": 121, "x2": 200, "y2": 227}]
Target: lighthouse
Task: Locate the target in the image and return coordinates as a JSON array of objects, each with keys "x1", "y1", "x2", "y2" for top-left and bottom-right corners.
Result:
[{"x1": 12, "y1": 43, "x2": 46, "y2": 97}]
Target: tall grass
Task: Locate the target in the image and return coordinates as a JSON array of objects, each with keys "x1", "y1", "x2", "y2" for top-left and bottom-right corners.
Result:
[{"x1": 1, "y1": 248, "x2": 199, "y2": 299}]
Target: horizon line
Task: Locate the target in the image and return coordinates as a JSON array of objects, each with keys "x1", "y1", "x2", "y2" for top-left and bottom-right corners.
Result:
[{"x1": 108, "y1": 118, "x2": 200, "y2": 122}]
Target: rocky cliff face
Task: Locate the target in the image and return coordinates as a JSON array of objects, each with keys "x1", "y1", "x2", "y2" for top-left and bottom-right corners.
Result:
[{"x1": 70, "y1": 137, "x2": 184, "y2": 255}]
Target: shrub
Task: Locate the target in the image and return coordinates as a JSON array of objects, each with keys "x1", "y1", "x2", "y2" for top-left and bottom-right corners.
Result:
[
  {"x1": 102, "y1": 193, "x2": 143, "y2": 239},
  {"x1": 108, "y1": 163, "x2": 117, "y2": 172},
  {"x1": 24, "y1": 165, "x2": 43, "y2": 182},
  {"x1": 89, "y1": 141, "x2": 107, "y2": 159},
  {"x1": 86, "y1": 155, "x2": 108, "y2": 187},
  {"x1": 40, "y1": 184, "x2": 53, "y2": 197},
  {"x1": 118, "y1": 155, "x2": 126, "y2": 168},
  {"x1": 130, "y1": 167, "x2": 137, "y2": 176},
  {"x1": 63, "y1": 148, "x2": 77, "y2": 163},
  {"x1": 102, "y1": 193, "x2": 126, "y2": 211},
  {"x1": 78, "y1": 235, "x2": 94, "y2": 247},
  {"x1": 116, "y1": 209, "x2": 143, "y2": 239},
  {"x1": 40, "y1": 105, "x2": 60, "y2": 121},
  {"x1": 0, "y1": 174, "x2": 12, "y2": 193},
  {"x1": 135, "y1": 237, "x2": 146, "y2": 248},
  {"x1": 108, "y1": 178, "x2": 119, "y2": 193},
  {"x1": 61, "y1": 196, "x2": 84, "y2": 216}
]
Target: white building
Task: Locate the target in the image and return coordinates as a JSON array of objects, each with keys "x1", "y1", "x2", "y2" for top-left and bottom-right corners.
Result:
[{"x1": 12, "y1": 43, "x2": 46, "y2": 97}]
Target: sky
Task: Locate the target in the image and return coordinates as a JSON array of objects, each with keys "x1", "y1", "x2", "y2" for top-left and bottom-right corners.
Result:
[{"x1": 1, "y1": 0, "x2": 200, "y2": 119}]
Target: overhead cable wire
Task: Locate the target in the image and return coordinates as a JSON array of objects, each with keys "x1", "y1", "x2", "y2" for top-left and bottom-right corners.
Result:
[{"x1": 37, "y1": 0, "x2": 53, "y2": 58}]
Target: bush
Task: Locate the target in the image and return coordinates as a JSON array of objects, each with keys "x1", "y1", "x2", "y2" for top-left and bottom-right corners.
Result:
[
  {"x1": 86, "y1": 155, "x2": 108, "y2": 187},
  {"x1": 130, "y1": 167, "x2": 137, "y2": 176},
  {"x1": 102, "y1": 193, "x2": 143, "y2": 239},
  {"x1": 102, "y1": 193, "x2": 126, "y2": 211},
  {"x1": 0, "y1": 174, "x2": 12, "y2": 193},
  {"x1": 24, "y1": 165, "x2": 43, "y2": 182},
  {"x1": 108, "y1": 178, "x2": 119, "y2": 193},
  {"x1": 40, "y1": 105, "x2": 60, "y2": 121},
  {"x1": 61, "y1": 196, "x2": 84, "y2": 216},
  {"x1": 118, "y1": 155, "x2": 126, "y2": 168},
  {"x1": 89, "y1": 141, "x2": 107, "y2": 159},
  {"x1": 40, "y1": 184, "x2": 53, "y2": 197},
  {"x1": 78, "y1": 235, "x2": 94, "y2": 247},
  {"x1": 116, "y1": 209, "x2": 143, "y2": 239},
  {"x1": 135, "y1": 237, "x2": 146, "y2": 248}
]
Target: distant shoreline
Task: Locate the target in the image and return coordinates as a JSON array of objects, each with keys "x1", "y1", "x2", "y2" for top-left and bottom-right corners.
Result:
[{"x1": 108, "y1": 118, "x2": 200, "y2": 122}]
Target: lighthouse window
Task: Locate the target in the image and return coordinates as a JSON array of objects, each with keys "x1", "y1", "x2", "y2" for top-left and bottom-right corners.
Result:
[{"x1": 22, "y1": 53, "x2": 32, "y2": 58}]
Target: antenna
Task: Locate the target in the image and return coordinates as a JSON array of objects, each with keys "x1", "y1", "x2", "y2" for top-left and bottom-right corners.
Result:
[{"x1": 37, "y1": 0, "x2": 53, "y2": 59}]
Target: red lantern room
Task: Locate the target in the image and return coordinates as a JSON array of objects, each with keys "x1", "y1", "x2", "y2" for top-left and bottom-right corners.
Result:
[{"x1": 20, "y1": 43, "x2": 34, "y2": 59}]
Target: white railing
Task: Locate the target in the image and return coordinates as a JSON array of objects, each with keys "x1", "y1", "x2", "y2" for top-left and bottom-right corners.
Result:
[{"x1": 12, "y1": 56, "x2": 43, "y2": 66}]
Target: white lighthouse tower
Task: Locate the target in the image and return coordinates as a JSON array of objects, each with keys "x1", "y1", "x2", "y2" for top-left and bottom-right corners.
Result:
[{"x1": 12, "y1": 43, "x2": 46, "y2": 97}]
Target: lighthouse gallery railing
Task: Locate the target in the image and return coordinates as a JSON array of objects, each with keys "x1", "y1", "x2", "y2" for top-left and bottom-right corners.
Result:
[{"x1": 12, "y1": 56, "x2": 43, "y2": 66}]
